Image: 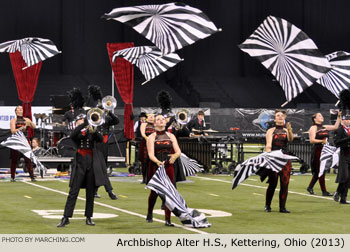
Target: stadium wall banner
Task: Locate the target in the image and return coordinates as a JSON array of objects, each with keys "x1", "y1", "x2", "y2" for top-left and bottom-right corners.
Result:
[
  {"x1": 0, "y1": 106, "x2": 52, "y2": 129},
  {"x1": 234, "y1": 109, "x2": 305, "y2": 138}
]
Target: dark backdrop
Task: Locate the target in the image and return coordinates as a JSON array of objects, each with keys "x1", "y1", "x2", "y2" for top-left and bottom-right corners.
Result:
[{"x1": 1, "y1": 0, "x2": 350, "y2": 108}]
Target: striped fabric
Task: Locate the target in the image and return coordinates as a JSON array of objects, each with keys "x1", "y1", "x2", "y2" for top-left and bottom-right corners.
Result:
[
  {"x1": 232, "y1": 150, "x2": 299, "y2": 189},
  {"x1": 317, "y1": 51, "x2": 350, "y2": 98},
  {"x1": 319, "y1": 143, "x2": 340, "y2": 177},
  {"x1": 239, "y1": 16, "x2": 331, "y2": 102},
  {"x1": 102, "y1": 2, "x2": 220, "y2": 55},
  {"x1": 179, "y1": 153, "x2": 203, "y2": 176},
  {"x1": 146, "y1": 165, "x2": 211, "y2": 228},
  {"x1": 0, "y1": 131, "x2": 45, "y2": 174},
  {"x1": 0, "y1": 37, "x2": 61, "y2": 69},
  {"x1": 113, "y1": 46, "x2": 182, "y2": 85}
]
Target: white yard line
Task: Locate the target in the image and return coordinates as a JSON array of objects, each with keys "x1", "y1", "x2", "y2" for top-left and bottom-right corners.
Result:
[
  {"x1": 22, "y1": 181, "x2": 208, "y2": 234},
  {"x1": 194, "y1": 176, "x2": 335, "y2": 201}
]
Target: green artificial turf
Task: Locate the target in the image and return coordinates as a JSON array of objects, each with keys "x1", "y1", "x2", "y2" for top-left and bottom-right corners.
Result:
[{"x1": 0, "y1": 171, "x2": 348, "y2": 234}]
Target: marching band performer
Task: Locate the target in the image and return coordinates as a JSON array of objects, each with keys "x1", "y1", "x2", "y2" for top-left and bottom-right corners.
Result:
[
  {"x1": 9, "y1": 105, "x2": 36, "y2": 182},
  {"x1": 264, "y1": 110, "x2": 294, "y2": 213},
  {"x1": 95, "y1": 108, "x2": 119, "y2": 200},
  {"x1": 134, "y1": 112, "x2": 147, "y2": 138},
  {"x1": 57, "y1": 114, "x2": 108, "y2": 227},
  {"x1": 146, "y1": 114, "x2": 181, "y2": 226},
  {"x1": 187, "y1": 110, "x2": 207, "y2": 136},
  {"x1": 334, "y1": 115, "x2": 350, "y2": 204},
  {"x1": 306, "y1": 112, "x2": 341, "y2": 196},
  {"x1": 85, "y1": 85, "x2": 119, "y2": 200}
]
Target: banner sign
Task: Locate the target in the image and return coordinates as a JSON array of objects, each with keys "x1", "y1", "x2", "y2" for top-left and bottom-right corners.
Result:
[{"x1": 0, "y1": 106, "x2": 52, "y2": 129}]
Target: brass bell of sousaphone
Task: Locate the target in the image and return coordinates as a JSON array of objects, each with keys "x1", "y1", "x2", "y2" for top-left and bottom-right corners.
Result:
[
  {"x1": 175, "y1": 108, "x2": 191, "y2": 125},
  {"x1": 87, "y1": 107, "x2": 105, "y2": 127},
  {"x1": 102, "y1": 95, "x2": 117, "y2": 111}
]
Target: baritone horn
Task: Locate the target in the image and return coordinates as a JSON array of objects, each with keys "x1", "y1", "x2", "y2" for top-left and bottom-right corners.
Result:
[
  {"x1": 87, "y1": 107, "x2": 105, "y2": 127},
  {"x1": 102, "y1": 95, "x2": 117, "y2": 111},
  {"x1": 175, "y1": 108, "x2": 191, "y2": 125}
]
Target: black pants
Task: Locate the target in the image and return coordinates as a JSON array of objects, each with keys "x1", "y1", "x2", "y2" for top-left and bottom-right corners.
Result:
[
  {"x1": 97, "y1": 140, "x2": 113, "y2": 192},
  {"x1": 337, "y1": 155, "x2": 350, "y2": 200},
  {"x1": 64, "y1": 164, "x2": 95, "y2": 218},
  {"x1": 265, "y1": 161, "x2": 291, "y2": 209}
]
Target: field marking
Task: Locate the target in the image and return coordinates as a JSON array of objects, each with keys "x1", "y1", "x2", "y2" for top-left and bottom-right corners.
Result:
[
  {"x1": 247, "y1": 178, "x2": 257, "y2": 181},
  {"x1": 209, "y1": 193, "x2": 219, "y2": 197},
  {"x1": 252, "y1": 193, "x2": 263, "y2": 196},
  {"x1": 118, "y1": 195, "x2": 128, "y2": 198},
  {"x1": 24, "y1": 195, "x2": 32, "y2": 199},
  {"x1": 22, "y1": 181, "x2": 208, "y2": 234},
  {"x1": 194, "y1": 176, "x2": 335, "y2": 201}
]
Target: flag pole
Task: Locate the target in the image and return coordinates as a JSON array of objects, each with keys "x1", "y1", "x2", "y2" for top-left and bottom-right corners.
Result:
[
  {"x1": 111, "y1": 70, "x2": 114, "y2": 97},
  {"x1": 281, "y1": 101, "x2": 289, "y2": 107}
]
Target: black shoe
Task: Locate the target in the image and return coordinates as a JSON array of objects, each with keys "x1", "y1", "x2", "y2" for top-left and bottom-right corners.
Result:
[
  {"x1": 322, "y1": 191, "x2": 333, "y2": 197},
  {"x1": 108, "y1": 191, "x2": 118, "y2": 200},
  {"x1": 264, "y1": 205, "x2": 271, "y2": 212},
  {"x1": 86, "y1": 217, "x2": 95, "y2": 226},
  {"x1": 165, "y1": 220, "x2": 174, "y2": 227},
  {"x1": 94, "y1": 193, "x2": 101, "y2": 198},
  {"x1": 57, "y1": 217, "x2": 69, "y2": 227},
  {"x1": 31, "y1": 178, "x2": 37, "y2": 182},
  {"x1": 307, "y1": 187, "x2": 314, "y2": 195},
  {"x1": 146, "y1": 214, "x2": 153, "y2": 223},
  {"x1": 279, "y1": 208, "x2": 291, "y2": 213},
  {"x1": 333, "y1": 192, "x2": 340, "y2": 202},
  {"x1": 340, "y1": 197, "x2": 350, "y2": 204},
  {"x1": 10, "y1": 178, "x2": 16, "y2": 182}
]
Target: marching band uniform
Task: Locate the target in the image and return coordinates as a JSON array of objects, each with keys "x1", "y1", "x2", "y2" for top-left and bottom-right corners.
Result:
[
  {"x1": 95, "y1": 111, "x2": 119, "y2": 199},
  {"x1": 57, "y1": 117, "x2": 108, "y2": 227},
  {"x1": 146, "y1": 130, "x2": 175, "y2": 226},
  {"x1": 187, "y1": 117, "x2": 205, "y2": 135},
  {"x1": 307, "y1": 124, "x2": 332, "y2": 196},
  {"x1": 334, "y1": 123, "x2": 350, "y2": 204},
  {"x1": 10, "y1": 115, "x2": 35, "y2": 182},
  {"x1": 265, "y1": 125, "x2": 291, "y2": 213}
]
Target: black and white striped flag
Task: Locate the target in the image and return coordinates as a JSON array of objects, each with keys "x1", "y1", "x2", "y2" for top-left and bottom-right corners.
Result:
[
  {"x1": 102, "y1": 3, "x2": 221, "y2": 55},
  {"x1": 0, "y1": 131, "x2": 46, "y2": 174},
  {"x1": 232, "y1": 150, "x2": 299, "y2": 189},
  {"x1": 239, "y1": 16, "x2": 331, "y2": 103},
  {"x1": 316, "y1": 51, "x2": 350, "y2": 98},
  {"x1": 147, "y1": 165, "x2": 211, "y2": 228},
  {"x1": 113, "y1": 46, "x2": 182, "y2": 85},
  {"x1": 179, "y1": 153, "x2": 203, "y2": 176},
  {"x1": 0, "y1": 37, "x2": 61, "y2": 69},
  {"x1": 319, "y1": 143, "x2": 340, "y2": 177}
]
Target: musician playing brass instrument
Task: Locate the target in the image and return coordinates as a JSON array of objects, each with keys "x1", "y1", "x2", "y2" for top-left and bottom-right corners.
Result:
[
  {"x1": 95, "y1": 96, "x2": 119, "y2": 200},
  {"x1": 57, "y1": 114, "x2": 107, "y2": 227}
]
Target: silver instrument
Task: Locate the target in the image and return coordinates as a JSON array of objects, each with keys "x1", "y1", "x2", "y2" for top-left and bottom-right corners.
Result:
[
  {"x1": 102, "y1": 96, "x2": 117, "y2": 111},
  {"x1": 87, "y1": 107, "x2": 105, "y2": 127},
  {"x1": 87, "y1": 95, "x2": 117, "y2": 128},
  {"x1": 175, "y1": 108, "x2": 191, "y2": 125}
]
